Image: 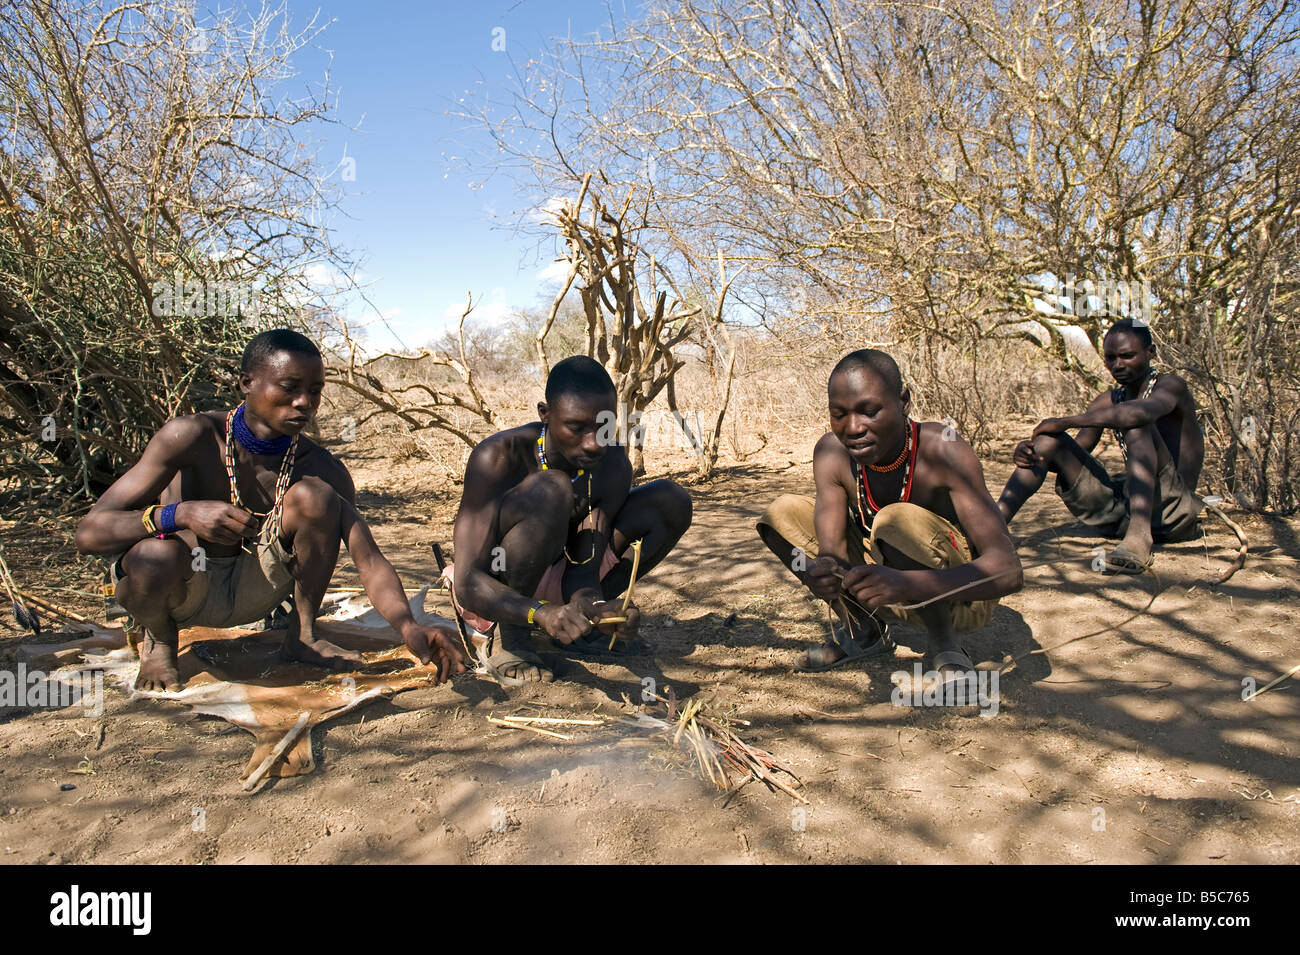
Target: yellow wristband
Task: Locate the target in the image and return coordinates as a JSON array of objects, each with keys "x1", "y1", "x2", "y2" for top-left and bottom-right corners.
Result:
[
  {"x1": 141, "y1": 504, "x2": 160, "y2": 535},
  {"x1": 527, "y1": 600, "x2": 546, "y2": 626}
]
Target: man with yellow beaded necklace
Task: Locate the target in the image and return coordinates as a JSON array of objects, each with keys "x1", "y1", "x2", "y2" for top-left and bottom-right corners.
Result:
[{"x1": 445, "y1": 356, "x2": 692, "y2": 684}]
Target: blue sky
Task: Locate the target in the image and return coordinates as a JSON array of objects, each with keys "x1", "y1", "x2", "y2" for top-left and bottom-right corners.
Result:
[{"x1": 285, "y1": 0, "x2": 623, "y2": 351}]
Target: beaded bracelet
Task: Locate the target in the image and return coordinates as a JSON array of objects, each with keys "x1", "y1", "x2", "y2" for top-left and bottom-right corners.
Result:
[
  {"x1": 157, "y1": 502, "x2": 180, "y2": 535},
  {"x1": 527, "y1": 600, "x2": 546, "y2": 625}
]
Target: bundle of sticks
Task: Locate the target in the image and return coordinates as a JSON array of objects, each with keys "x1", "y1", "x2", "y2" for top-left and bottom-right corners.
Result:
[{"x1": 620, "y1": 689, "x2": 807, "y2": 804}]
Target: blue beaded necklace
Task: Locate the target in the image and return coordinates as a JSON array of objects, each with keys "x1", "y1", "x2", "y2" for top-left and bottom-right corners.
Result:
[{"x1": 232, "y1": 402, "x2": 292, "y2": 456}]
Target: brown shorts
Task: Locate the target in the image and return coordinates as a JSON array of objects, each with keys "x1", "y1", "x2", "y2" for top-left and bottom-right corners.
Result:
[
  {"x1": 1055, "y1": 458, "x2": 1202, "y2": 542},
  {"x1": 109, "y1": 520, "x2": 295, "y2": 630},
  {"x1": 757, "y1": 494, "x2": 997, "y2": 631}
]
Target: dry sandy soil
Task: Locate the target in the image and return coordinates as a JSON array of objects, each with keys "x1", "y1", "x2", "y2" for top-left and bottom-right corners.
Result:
[{"x1": 1, "y1": 422, "x2": 1297, "y2": 864}]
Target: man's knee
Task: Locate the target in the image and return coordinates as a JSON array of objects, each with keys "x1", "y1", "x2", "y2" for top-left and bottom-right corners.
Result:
[
  {"x1": 1031, "y1": 431, "x2": 1069, "y2": 459},
  {"x1": 522, "y1": 467, "x2": 574, "y2": 519},
  {"x1": 528, "y1": 468, "x2": 575, "y2": 510},
  {"x1": 1119, "y1": 422, "x2": 1157, "y2": 445},
  {"x1": 758, "y1": 493, "x2": 815, "y2": 553},
  {"x1": 871, "y1": 503, "x2": 944, "y2": 567},
  {"x1": 119, "y1": 536, "x2": 190, "y2": 589},
  {"x1": 759, "y1": 493, "x2": 811, "y2": 532},
  {"x1": 654, "y1": 479, "x2": 692, "y2": 534},
  {"x1": 282, "y1": 476, "x2": 340, "y2": 526},
  {"x1": 501, "y1": 469, "x2": 572, "y2": 535},
  {"x1": 869, "y1": 501, "x2": 924, "y2": 539}
]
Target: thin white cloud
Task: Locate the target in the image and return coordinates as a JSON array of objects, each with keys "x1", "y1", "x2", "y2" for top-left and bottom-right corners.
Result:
[
  {"x1": 537, "y1": 259, "x2": 574, "y2": 285},
  {"x1": 302, "y1": 262, "x2": 351, "y2": 292},
  {"x1": 441, "y1": 298, "x2": 516, "y2": 327},
  {"x1": 528, "y1": 195, "x2": 568, "y2": 224}
]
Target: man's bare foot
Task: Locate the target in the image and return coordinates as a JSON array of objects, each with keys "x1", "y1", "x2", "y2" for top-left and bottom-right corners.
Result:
[
  {"x1": 1118, "y1": 531, "x2": 1152, "y2": 561},
  {"x1": 135, "y1": 634, "x2": 183, "y2": 692},
  {"x1": 487, "y1": 648, "x2": 555, "y2": 683},
  {"x1": 931, "y1": 646, "x2": 975, "y2": 681},
  {"x1": 926, "y1": 633, "x2": 970, "y2": 676},
  {"x1": 280, "y1": 631, "x2": 364, "y2": 670},
  {"x1": 490, "y1": 626, "x2": 554, "y2": 683},
  {"x1": 796, "y1": 642, "x2": 848, "y2": 670},
  {"x1": 900, "y1": 646, "x2": 980, "y2": 712}
]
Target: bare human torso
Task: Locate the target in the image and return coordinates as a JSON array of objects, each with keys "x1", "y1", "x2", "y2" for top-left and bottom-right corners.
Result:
[
  {"x1": 467, "y1": 422, "x2": 614, "y2": 537},
  {"x1": 1098, "y1": 372, "x2": 1204, "y2": 488},
  {"x1": 824, "y1": 421, "x2": 965, "y2": 535},
  {"x1": 163, "y1": 411, "x2": 346, "y2": 556}
]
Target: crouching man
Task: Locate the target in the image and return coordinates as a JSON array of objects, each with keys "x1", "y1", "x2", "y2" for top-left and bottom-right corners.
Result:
[
  {"x1": 758, "y1": 349, "x2": 1022, "y2": 687},
  {"x1": 445, "y1": 356, "x2": 692, "y2": 683},
  {"x1": 76, "y1": 329, "x2": 467, "y2": 691}
]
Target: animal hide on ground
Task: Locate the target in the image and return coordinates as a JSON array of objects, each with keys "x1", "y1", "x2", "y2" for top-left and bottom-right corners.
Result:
[{"x1": 33, "y1": 587, "x2": 457, "y2": 791}]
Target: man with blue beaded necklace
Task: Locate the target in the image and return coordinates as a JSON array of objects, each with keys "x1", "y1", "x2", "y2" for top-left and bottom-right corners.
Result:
[
  {"x1": 446, "y1": 356, "x2": 692, "y2": 683},
  {"x1": 76, "y1": 329, "x2": 467, "y2": 692}
]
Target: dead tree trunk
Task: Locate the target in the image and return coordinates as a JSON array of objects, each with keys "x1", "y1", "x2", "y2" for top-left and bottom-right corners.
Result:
[{"x1": 538, "y1": 174, "x2": 698, "y2": 475}]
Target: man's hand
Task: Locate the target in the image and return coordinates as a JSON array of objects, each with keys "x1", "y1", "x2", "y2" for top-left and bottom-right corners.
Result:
[
  {"x1": 176, "y1": 500, "x2": 257, "y2": 545},
  {"x1": 535, "y1": 598, "x2": 596, "y2": 645},
  {"x1": 1012, "y1": 439, "x2": 1044, "y2": 469},
  {"x1": 568, "y1": 587, "x2": 605, "y2": 621},
  {"x1": 593, "y1": 599, "x2": 640, "y2": 642},
  {"x1": 842, "y1": 564, "x2": 913, "y2": 609},
  {"x1": 1031, "y1": 417, "x2": 1070, "y2": 439},
  {"x1": 804, "y1": 555, "x2": 846, "y2": 602},
  {"x1": 401, "y1": 623, "x2": 469, "y2": 682}
]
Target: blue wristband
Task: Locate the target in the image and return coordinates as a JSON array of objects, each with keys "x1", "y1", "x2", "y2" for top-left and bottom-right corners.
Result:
[{"x1": 157, "y1": 502, "x2": 180, "y2": 535}]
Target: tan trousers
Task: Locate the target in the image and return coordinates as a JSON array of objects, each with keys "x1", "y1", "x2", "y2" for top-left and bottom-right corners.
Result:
[
  {"x1": 110, "y1": 518, "x2": 295, "y2": 630},
  {"x1": 757, "y1": 494, "x2": 997, "y2": 631}
]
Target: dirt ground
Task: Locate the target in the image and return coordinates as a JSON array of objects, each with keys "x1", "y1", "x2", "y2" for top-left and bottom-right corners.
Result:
[{"x1": 1, "y1": 422, "x2": 1297, "y2": 864}]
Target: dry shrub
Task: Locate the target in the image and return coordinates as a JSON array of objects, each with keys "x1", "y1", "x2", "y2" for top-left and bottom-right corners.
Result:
[{"x1": 316, "y1": 310, "x2": 1100, "y2": 481}]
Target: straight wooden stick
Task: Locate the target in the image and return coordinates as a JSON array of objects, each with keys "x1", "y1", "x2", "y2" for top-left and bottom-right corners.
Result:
[
  {"x1": 487, "y1": 716, "x2": 572, "y2": 740},
  {"x1": 610, "y1": 539, "x2": 644, "y2": 650},
  {"x1": 13, "y1": 587, "x2": 93, "y2": 624},
  {"x1": 1246, "y1": 663, "x2": 1299, "y2": 701}
]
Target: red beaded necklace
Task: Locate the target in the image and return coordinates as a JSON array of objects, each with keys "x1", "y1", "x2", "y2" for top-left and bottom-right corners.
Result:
[
  {"x1": 854, "y1": 419, "x2": 918, "y2": 525},
  {"x1": 868, "y1": 429, "x2": 910, "y2": 472}
]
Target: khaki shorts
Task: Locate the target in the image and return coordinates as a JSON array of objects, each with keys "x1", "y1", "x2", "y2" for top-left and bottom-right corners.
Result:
[
  {"x1": 1055, "y1": 458, "x2": 1202, "y2": 542},
  {"x1": 109, "y1": 520, "x2": 295, "y2": 630},
  {"x1": 757, "y1": 494, "x2": 998, "y2": 631}
]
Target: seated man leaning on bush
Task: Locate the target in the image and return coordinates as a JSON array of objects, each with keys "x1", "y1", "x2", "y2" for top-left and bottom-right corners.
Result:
[{"x1": 996, "y1": 318, "x2": 1204, "y2": 572}]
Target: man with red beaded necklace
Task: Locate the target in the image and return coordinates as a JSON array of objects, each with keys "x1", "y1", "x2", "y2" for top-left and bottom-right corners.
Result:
[
  {"x1": 76, "y1": 329, "x2": 467, "y2": 692},
  {"x1": 757, "y1": 349, "x2": 1023, "y2": 682}
]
